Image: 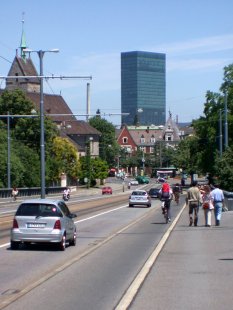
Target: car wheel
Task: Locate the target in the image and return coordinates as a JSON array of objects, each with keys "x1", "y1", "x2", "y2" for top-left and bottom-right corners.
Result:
[
  {"x1": 70, "y1": 230, "x2": 76, "y2": 246},
  {"x1": 11, "y1": 240, "x2": 20, "y2": 250},
  {"x1": 129, "y1": 204, "x2": 133, "y2": 207},
  {"x1": 58, "y1": 234, "x2": 66, "y2": 251},
  {"x1": 147, "y1": 204, "x2": 151, "y2": 208}
]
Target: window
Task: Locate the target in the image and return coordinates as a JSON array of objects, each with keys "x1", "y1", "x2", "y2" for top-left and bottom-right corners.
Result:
[
  {"x1": 140, "y1": 135, "x2": 145, "y2": 143},
  {"x1": 150, "y1": 147, "x2": 154, "y2": 153},
  {"x1": 123, "y1": 137, "x2": 128, "y2": 144},
  {"x1": 59, "y1": 201, "x2": 70, "y2": 217},
  {"x1": 150, "y1": 135, "x2": 155, "y2": 143}
]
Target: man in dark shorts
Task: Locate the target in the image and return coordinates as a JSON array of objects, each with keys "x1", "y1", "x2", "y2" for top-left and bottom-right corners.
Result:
[{"x1": 186, "y1": 181, "x2": 203, "y2": 226}]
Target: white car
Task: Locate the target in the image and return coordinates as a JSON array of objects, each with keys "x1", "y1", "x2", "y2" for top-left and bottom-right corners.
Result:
[
  {"x1": 130, "y1": 179, "x2": 139, "y2": 185},
  {"x1": 129, "y1": 190, "x2": 151, "y2": 208}
]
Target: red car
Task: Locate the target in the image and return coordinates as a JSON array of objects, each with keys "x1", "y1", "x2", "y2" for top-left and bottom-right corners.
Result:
[{"x1": 102, "y1": 186, "x2": 113, "y2": 195}]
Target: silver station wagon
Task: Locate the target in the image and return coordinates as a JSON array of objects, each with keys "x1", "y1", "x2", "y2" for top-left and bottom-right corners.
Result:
[{"x1": 11, "y1": 199, "x2": 77, "y2": 251}]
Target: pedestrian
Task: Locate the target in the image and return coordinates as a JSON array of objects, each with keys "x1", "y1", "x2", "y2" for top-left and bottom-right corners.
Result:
[
  {"x1": 202, "y1": 185, "x2": 214, "y2": 227},
  {"x1": 186, "y1": 180, "x2": 203, "y2": 226},
  {"x1": 173, "y1": 183, "x2": 181, "y2": 204},
  {"x1": 210, "y1": 184, "x2": 225, "y2": 226}
]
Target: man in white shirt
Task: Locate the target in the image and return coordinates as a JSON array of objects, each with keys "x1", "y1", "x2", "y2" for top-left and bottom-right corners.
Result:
[{"x1": 210, "y1": 184, "x2": 224, "y2": 226}]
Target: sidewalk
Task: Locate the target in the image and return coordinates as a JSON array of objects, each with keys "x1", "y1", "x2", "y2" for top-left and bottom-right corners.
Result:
[{"x1": 130, "y1": 207, "x2": 233, "y2": 310}]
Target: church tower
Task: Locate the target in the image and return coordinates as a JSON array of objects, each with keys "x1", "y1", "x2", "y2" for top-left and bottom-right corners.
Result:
[{"x1": 6, "y1": 18, "x2": 40, "y2": 93}]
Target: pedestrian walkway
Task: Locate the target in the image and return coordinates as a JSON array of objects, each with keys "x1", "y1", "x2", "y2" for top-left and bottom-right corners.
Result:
[{"x1": 130, "y1": 207, "x2": 233, "y2": 310}]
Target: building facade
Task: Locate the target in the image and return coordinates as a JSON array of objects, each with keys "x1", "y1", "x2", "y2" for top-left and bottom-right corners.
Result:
[{"x1": 121, "y1": 51, "x2": 166, "y2": 126}]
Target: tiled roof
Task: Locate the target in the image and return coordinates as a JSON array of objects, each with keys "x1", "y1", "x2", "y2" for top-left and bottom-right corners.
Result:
[
  {"x1": 26, "y1": 92, "x2": 101, "y2": 135},
  {"x1": 16, "y1": 56, "x2": 38, "y2": 77},
  {"x1": 129, "y1": 129, "x2": 163, "y2": 146}
]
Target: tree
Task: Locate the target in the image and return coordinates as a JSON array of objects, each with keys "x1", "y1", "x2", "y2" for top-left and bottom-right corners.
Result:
[
  {"x1": 175, "y1": 63, "x2": 233, "y2": 187},
  {"x1": 89, "y1": 116, "x2": 120, "y2": 167},
  {"x1": 214, "y1": 146, "x2": 233, "y2": 191},
  {"x1": 78, "y1": 156, "x2": 108, "y2": 186},
  {"x1": 50, "y1": 137, "x2": 80, "y2": 184},
  {"x1": 0, "y1": 89, "x2": 35, "y2": 120},
  {"x1": 173, "y1": 136, "x2": 201, "y2": 175},
  {"x1": 0, "y1": 125, "x2": 41, "y2": 187}
]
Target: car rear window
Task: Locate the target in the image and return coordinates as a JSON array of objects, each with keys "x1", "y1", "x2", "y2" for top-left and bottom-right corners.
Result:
[
  {"x1": 15, "y1": 203, "x2": 62, "y2": 217},
  {"x1": 132, "y1": 191, "x2": 147, "y2": 196}
]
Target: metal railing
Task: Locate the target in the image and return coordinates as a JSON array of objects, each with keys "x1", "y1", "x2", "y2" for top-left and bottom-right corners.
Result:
[{"x1": 0, "y1": 187, "x2": 67, "y2": 199}]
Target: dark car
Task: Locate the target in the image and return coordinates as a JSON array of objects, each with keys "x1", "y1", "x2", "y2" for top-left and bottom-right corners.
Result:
[{"x1": 148, "y1": 187, "x2": 161, "y2": 198}]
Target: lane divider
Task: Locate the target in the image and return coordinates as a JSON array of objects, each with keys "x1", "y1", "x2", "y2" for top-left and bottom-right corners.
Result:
[
  {"x1": 0, "y1": 206, "x2": 155, "y2": 309},
  {"x1": 115, "y1": 202, "x2": 186, "y2": 310}
]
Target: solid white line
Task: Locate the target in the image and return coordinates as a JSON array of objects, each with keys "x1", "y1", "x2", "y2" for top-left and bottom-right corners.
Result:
[
  {"x1": 0, "y1": 204, "x2": 128, "y2": 249},
  {"x1": 0, "y1": 243, "x2": 10, "y2": 249},
  {"x1": 75, "y1": 205, "x2": 127, "y2": 223},
  {"x1": 115, "y1": 203, "x2": 186, "y2": 310}
]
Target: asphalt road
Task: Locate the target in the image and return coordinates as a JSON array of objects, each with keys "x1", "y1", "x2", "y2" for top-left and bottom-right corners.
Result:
[{"x1": 0, "y1": 181, "x2": 184, "y2": 310}]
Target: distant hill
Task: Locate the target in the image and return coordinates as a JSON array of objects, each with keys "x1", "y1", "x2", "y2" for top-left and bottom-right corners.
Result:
[{"x1": 178, "y1": 122, "x2": 192, "y2": 127}]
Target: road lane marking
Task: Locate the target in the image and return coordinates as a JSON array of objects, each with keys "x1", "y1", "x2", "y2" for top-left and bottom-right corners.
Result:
[
  {"x1": 75, "y1": 205, "x2": 127, "y2": 223},
  {"x1": 0, "y1": 204, "x2": 129, "y2": 248},
  {"x1": 115, "y1": 202, "x2": 186, "y2": 310},
  {"x1": 0, "y1": 207, "x2": 155, "y2": 309}
]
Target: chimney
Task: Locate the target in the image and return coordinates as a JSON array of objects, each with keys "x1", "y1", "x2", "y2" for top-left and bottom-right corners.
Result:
[{"x1": 86, "y1": 83, "x2": 90, "y2": 122}]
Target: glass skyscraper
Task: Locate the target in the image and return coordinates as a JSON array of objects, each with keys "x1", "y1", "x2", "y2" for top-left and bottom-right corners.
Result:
[{"x1": 121, "y1": 51, "x2": 166, "y2": 126}]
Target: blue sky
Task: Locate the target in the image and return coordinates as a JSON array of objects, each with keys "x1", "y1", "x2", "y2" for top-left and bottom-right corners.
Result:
[{"x1": 1, "y1": 0, "x2": 233, "y2": 125}]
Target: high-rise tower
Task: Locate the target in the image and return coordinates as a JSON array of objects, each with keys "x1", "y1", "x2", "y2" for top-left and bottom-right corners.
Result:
[{"x1": 121, "y1": 51, "x2": 166, "y2": 126}]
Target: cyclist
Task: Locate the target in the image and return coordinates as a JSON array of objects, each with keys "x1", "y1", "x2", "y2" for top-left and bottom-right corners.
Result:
[{"x1": 159, "y1": 182, "x2": 173, "y2": 223}]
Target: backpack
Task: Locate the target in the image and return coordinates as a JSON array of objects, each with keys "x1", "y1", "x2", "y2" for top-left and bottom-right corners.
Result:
[
  {"x1": 162, "y1": 183, "x2": 170, "y2": 192},
  {"x1": 161, "y1": 191, "x2": 170, "y2": 200},
  {"x1": 161, "y1": 183, "x2": 171, "y2": 200}
]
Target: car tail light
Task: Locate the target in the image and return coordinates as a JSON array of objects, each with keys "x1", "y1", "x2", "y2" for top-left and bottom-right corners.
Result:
[
  {"x1": 13, "y1": 218, "x2": 19, "y2": 229},
  {"x1": 53, "y1": 220, "x2": 61, "y2": 230}
]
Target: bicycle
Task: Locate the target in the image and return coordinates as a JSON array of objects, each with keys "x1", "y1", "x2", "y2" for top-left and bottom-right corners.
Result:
[
  {"x1": 163, "y1": 199, "x2": 171, "y2": 224},
  {"x1": 174, "y1": 191, "x2": 180, "y2": 204}
]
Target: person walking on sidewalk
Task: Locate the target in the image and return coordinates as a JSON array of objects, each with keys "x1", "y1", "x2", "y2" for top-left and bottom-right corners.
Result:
[
  {"x1": 186, "y1": 181, "x2": 202, "y2": 226},
  {"x1": 202, "y1": 185, "x2": 214, "y2": 227},
  {"x1": 210, "y1": 184, "x2": 224, "y2": 226}
]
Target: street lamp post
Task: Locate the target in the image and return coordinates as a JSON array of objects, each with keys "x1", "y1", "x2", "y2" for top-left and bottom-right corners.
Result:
[
  {"x1": 86, "y1": 137, "x2": 93, "y2": 189},
  {"x1": 7, "y1": 112, "x2": 11, "y2": 189},
  {"x1": 219, "y1": 109, "x2": 223, "y2": 156},
  {"x1": 224, "y1": 92, "x2": 228, "y2": 148},
  {"x1": 24, "y1": 48, "x2": 59, "y2": 198}
]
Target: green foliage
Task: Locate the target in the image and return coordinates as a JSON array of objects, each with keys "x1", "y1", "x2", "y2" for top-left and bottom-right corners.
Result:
[
  {"x1": 0, "y1": 126, "x2": 40, "y2": 187},
  {"x1": 214, "y1": 146, "x2": 233, "y2": 191},
  {"x1": 176, "y1": 63, "x2": 233, "y2": 187},
  {"x1": 89, "y1": 116, "x2": 120, "y2": 167},
  {"x1": 14, "y1": 117, "x2": 58, "y2": 150},
  {"x1": 0, "y1": 88, "x2": 34, "y2": 116},
  {"x1": 0, "y1": 89, "x2": 75, "y2": 188},
  {"x1": 51, "y1": 137, "x2": 80, "y2": 183},
  {"x1": 78, "y1": 156, "x2": 108, "y2": 186}
]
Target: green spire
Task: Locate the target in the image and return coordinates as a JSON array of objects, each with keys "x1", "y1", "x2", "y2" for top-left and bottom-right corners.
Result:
[{"x1": 20, "y1": 14, "x2": 27, "y2": 61}]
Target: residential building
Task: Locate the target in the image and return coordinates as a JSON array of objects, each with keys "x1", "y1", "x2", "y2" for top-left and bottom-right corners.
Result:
[
  {"x1": 121, "y1": 51, "x2": 166, "y2": 126},
  {"x1": 116, "y1": 112, "x2": 184, "y2": 175}
]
